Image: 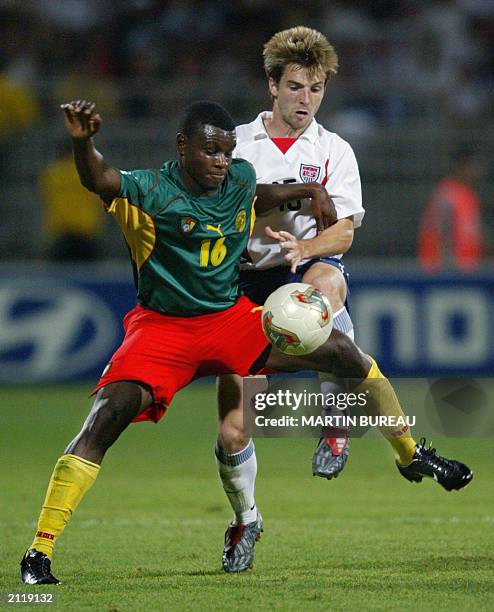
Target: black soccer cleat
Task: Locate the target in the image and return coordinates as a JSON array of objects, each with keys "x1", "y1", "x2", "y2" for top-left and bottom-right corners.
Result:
[
  {"x1": 20, "y1": 549, "x2": 60, "y2": 585},
  {"x1": 397, "y1": 438, "x2": 473, "y2": 491}
]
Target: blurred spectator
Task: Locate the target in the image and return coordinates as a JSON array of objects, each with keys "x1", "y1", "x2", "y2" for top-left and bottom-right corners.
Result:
[
  {"x1": 51, "y1": 29, "x2": 119, "y2": 119},
  {"x1": 0, "y1": 71, "x2": 40, "y2": 139},
  {"x1": 0, "y1": 9, "x2": 40, "y2": 141},
  {"x1": 0, "y1": 0, "x2": 491, "y2": 127},
  {"x1": 39, "y1": 142, "x2": 105, "y2": 261},
  {"x1": 0, "y1": 60, "x2": 40, "y2": 181},
  {"x1": 31, "y1": 0, "x2": 115, "y2": 33},
  {"x1": 417, "y1": 148, "x2": 484, "y2": 273},
  {"x1": 0, "y1": 0, "x2": 492, "y2": 261}
]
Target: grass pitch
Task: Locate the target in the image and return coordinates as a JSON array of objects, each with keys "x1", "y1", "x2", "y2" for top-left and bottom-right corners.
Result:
[{"x1": 1, "y1": 383, "x2": 493, "y2": 611}]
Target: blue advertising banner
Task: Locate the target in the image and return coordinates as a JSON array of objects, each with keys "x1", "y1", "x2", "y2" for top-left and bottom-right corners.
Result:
[
  {"x1": 0, "y1": 268, "x2": 135, "y2": 383},
  {"x1": 350, "y1": 273, "x2": 494, "y2": 377},
  {"x1": 0, "y1": 266, "x2": 493, "y2": 383}
]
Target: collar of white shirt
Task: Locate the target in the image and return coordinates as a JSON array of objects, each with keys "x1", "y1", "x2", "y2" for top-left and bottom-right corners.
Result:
[{"x1": 251, "y1": 111, "x2": 319, "y2": 144}]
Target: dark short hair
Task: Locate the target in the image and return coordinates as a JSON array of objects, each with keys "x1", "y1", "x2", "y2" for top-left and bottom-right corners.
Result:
[{"x1": 181, "y1": 101, "x2": 235, "y2": 137}]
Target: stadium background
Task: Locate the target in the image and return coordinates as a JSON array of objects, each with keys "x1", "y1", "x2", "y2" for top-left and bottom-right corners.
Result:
[{"x1": 1, "y1": 2, "x2": 493, "y2": 610}]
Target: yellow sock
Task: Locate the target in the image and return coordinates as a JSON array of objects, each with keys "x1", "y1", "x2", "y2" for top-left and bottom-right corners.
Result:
[
  {"x1": 30, "y1": 454, "x2": 100, "y2": 559},
  {"x1": 358, "y1": 357, "x2": 417, "y2": 466}
]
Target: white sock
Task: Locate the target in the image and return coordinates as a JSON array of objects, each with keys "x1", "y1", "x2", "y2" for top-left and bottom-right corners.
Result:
[
  {"x1": 332, "y1": 306, "x2": 354, "y2": 340},
  {"x1": 320, "y1": 307, "x2": 354, "y2": 432},
  {"x1": 215, "y1": 439, "x2": 257, "y2": 525}
]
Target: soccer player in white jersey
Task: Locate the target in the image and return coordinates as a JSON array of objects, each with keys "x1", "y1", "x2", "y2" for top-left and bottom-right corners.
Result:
[
  {"x1": 216, "y1": 27, "x2": 361, "y2": 572},
  {"x1": 215, "y1": 26, "x2": 472, "y2": 574},
  {"x1": 235, "y1": 28, "x2": 364, "y2": 473}
]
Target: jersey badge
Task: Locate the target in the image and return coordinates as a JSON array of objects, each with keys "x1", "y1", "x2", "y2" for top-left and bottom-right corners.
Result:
[
  {"x1": 235, "y1": 210, "x2": 247, "y2": 233},
  {"x1": 179, "y1": 216, "x2": 198, "y2": 235},
  {"x1": 299, "y1": 163, "x2": 321, "y2": 183}
]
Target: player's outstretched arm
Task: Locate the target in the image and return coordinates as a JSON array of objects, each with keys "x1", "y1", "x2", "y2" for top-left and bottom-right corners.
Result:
[
  {"x1": 61, "y1": 100, "x2": 120, "y2": 201},
  {"x1": 255, "y1": 182, "x2": 337, "y2": 233}
]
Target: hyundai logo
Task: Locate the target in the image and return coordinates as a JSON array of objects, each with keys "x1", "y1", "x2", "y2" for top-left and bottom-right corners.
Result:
[{"x1": 0, "y1": 280, "x2": 119, "y2": 383}]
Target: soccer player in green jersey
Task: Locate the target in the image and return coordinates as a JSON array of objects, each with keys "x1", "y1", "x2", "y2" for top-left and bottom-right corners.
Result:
[{"x1": 20, "y1": 100, "x2": 472, "y2": 585}]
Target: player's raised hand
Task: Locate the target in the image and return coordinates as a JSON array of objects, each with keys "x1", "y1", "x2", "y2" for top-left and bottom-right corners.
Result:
[
  {"x1": 310, "y1": 187, "x2": 337, "y2": 234},
  {"x1": 265, "y1": 226, "x2": 305, "y2": 273},
  {"x1": 60, "y1": 100, "x2": 102, "y2": 140}
]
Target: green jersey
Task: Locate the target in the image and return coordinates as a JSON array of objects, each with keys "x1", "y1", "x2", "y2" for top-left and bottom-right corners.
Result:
[{"x1": 107, "y1": 158, "x2": 256, "y2": 316}]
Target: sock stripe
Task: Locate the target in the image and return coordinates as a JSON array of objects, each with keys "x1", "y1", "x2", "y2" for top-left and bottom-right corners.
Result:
[
  {"x1": 215, "y1": 440, "x2": 254, "y2": 466},
  {"x1": 333, "y1": 307, "x2": 353, "y2": 335}
]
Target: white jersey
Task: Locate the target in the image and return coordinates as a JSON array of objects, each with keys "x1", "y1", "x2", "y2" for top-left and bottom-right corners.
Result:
[{"x1": 235, "y1": 111, "x2": 364, "y2": 269}]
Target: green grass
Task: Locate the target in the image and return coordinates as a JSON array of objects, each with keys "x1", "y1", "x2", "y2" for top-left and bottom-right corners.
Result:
[{"x1": 1, "y1": 383, "x2": 493, "y2": 611}]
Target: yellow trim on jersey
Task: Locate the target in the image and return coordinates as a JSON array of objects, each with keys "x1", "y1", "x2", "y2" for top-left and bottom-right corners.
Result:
[
  {"x1": 249, "y1": 196, "x2": 257, "y2": 236},
  {"x1": 250, "y1": 306, "x2": 263, "y2": 313},
  {"x1": 106, "y1": 198, "x2": 156, "y2": 270}
]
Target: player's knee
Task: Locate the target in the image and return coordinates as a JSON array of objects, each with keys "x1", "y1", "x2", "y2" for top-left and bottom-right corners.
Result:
[
  {"x1": 304, "y1": 270, "x2": 346, "y2": 313},
  {"x1": 73, "y1": 406, "x2": 119, "y2": 453},
  {"x1": 90, "y1": 402, "x2": 124, "y2": 438},
  {"x1": 218, "y1": 418, "x2": 250, "y2": 453},
  {"x1": 324, "y1": 284, "x2": 345, "y2": 313},
  {"x1": 95, "y1": 387, "x2": 142, "y2": 435},
  {"x1": 67, "y1": 383, "x2": 143, "y2": 456}
]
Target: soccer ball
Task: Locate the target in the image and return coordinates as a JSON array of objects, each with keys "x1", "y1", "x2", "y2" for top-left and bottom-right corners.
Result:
[{"x1": 262, "y1": 283, "x2": 333, "y2": 355}]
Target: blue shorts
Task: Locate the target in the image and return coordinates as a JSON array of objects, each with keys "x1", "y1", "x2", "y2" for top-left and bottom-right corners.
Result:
[{"x1": 239, "y1": 257, "x2": 350, "y2": 309}]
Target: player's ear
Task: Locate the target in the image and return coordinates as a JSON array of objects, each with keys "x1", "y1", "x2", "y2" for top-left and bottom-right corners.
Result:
[
  {"x1": 268, "y1": 78, "x2": 278, "y2": 99},
  {"x1": 176, "y1": 132, "x2": 186, "y2": 157}
]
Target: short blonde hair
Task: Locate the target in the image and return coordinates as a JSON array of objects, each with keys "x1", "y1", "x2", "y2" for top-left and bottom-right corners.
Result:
[{"x1": 263, "y1": 26, "x2": 338, "y2": 84}]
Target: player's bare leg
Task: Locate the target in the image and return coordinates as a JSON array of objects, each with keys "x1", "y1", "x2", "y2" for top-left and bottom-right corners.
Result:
[
  {"x1": 266, "y1": 328, "x2": 368, "y2": 378},
  {"x1": 21, "y1": 381, "x2": 152, "y2": 585},
  {"x1": 217, "y1": 374, "x2": 252, "y2": 453},
  {"x1": 303, "y1": 263, "x2": 352, "y2": 479},
  {"x1": 303, "y1": 263, "x2": 346, "y2": 316},
  {"x1": 216, "y1": 374, "x2": 264, "y2": 572},
  {"x1": 65, "y1": 381, "x2": 152, "y2": 462},
  {"x1": 266, "y1": 332, "x2": 472, "y2": 491}
]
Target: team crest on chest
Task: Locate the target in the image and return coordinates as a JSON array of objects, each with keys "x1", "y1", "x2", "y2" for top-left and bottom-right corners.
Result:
[
  {"x1": 299, "y1": 163, "x2": 321, "y2": 183},
  {"x1": 179, "y1": 216, "x2": 198, "y2": 235},
  {"x1": 235, "y1": 210, "x2": 247, "y2": 233}
]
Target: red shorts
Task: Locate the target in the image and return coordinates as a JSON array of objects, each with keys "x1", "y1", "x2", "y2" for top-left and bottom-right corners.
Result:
[{"x1": 93, "y1": 297, "x2": 271, "y2": 423}]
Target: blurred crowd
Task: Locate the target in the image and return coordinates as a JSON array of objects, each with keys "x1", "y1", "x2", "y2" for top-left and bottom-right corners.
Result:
[
  {"x1": 1, "y1": 0, "x2": 492, "y2": 262},
  {"x1": 1, "y1": 0, "x2": 494, "y2": 136}
]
